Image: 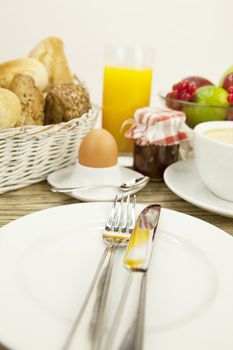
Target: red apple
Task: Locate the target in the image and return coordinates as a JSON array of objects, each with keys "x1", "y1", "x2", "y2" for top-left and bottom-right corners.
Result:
[
  {"x1": 166, "y1": 76, "x2": 214, "y2": 107},
  {"x1": 181, "y1": 76, "x2": 214, "y2": 88},
  {"x1": 222, "y1": 72, "x2": 233, "y2": 92}
]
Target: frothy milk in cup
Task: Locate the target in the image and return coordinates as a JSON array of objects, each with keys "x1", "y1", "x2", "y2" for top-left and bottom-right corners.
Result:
[{"x1": 204, "y1": 128, "x2": 233, "y2": 144}]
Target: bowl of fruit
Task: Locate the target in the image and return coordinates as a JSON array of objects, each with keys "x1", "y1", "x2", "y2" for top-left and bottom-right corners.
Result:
[{"x1": 159, "y1": 69, "x2": 233, "y2": 128}]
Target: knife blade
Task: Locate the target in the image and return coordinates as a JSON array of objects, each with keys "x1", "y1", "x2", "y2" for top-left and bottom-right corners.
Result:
[{"x1": 104, "y1": 204, "x2": 161, "y2": 350}]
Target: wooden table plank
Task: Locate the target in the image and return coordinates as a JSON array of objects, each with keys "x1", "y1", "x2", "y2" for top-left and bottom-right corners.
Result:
[{"x1": 0, "y1": 180, "x2": 232, "y2": 236}]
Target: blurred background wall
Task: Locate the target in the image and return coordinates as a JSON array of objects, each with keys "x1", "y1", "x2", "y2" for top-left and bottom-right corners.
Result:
[{"x1": 0, "y1": 0, "x2": 232, "y2": 106}]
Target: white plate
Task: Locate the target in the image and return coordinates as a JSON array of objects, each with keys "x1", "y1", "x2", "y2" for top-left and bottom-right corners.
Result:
[
  {"x1": 47, "y1": 164, "x2": 144, "y2": 201},
  {"x1": 0, "y1": 203, "x2": 233, "y2": 350},
  {"x1": 164, "y1": 159, "x2": 233, "y2": 218}
]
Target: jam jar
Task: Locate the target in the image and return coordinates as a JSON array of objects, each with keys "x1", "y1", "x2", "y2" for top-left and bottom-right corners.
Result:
[
  {"x1": 133, "y1": 143, "x2": 179, "y2": 181},
  {"x1": 124, "y1": 107, "x2": 188, "y2": 181}
]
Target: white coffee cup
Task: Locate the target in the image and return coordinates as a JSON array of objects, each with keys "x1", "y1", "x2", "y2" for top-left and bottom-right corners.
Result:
[{"x1": 194, "y1": 121, "x2": 233, "y2": 202}]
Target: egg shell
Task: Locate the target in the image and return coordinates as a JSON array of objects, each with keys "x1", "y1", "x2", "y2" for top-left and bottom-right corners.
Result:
[{"x1": 78, "y1": 128, "x2": 118, "y2": 168}]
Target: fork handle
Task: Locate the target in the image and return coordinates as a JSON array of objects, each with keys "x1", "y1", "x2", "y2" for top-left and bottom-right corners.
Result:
[
  {"x1": 63, "y1": 245, "x2": 117, "y2": 350},
  {"x1": 104, "y1": 271, "x2": 146, "y2": 350}
]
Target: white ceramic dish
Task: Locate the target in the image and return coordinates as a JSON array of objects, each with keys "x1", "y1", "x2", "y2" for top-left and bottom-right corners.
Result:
[
  {"x1": 0, "y1": 203, "x2": 233, "y2": 350},
  {"x1": 164, "y1": 159, "x2": 233, "y2": 218},
  {"x1": 194, "y1": 121, "x2": 233, "y2": 202},
  {"x1": 47, "y1": 163, "x2": 145, "y2": 201},
  {"x1": 118, "y1": 155, "x2": 133, "y2": 167}
]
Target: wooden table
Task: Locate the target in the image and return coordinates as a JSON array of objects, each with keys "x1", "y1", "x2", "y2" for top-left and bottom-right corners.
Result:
[
  {"x1": 0, "y1": 180, "x2": 232, "y2": 350},
  {"x1": 1, "y1": 180, "x2": 232, "y2": 235}
]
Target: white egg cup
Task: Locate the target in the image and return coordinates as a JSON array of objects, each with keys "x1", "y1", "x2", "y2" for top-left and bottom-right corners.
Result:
[{"x1": 64, "y1": 162, "x2": 123, "y2": 188}]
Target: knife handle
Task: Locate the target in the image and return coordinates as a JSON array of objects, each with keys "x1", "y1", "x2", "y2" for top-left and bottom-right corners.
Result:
[
  {"x1": 104, "y1": 271, "x2": 147, "y2": 350},
  {"x1": 63, "y1": 245, "x2": 117, "y2": 350}
]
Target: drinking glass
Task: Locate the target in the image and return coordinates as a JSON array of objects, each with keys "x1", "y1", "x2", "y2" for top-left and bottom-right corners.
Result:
[{"x1": 102, "y1": 46, "x2": 154, "y2": 155}]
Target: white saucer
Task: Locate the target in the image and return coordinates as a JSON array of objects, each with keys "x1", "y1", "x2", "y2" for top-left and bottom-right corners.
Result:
[
  {"x1": 164, "y1": 159, "x2": 233, "y2": 218},
  {"x1": 47, "y1": 163, "x2": 146, "y2": 202},
  {"x1": 118, "y1": 155, "x2": 133, "y2": 167}
]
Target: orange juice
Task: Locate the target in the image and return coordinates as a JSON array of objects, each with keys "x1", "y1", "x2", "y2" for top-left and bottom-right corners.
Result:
[{"x1": 102, "y1": 66, "x2": 152, "y2": 153}]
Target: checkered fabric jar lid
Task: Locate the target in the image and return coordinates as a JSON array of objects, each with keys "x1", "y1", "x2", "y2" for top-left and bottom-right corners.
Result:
[{"x1": 124, "y1": 107, "x2": 188, "y2": 146}]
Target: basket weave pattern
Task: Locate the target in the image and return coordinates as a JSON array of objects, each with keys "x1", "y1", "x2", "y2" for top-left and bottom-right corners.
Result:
[{"x1": 0, "y1": 108, "x2": 98, "y2": 194}]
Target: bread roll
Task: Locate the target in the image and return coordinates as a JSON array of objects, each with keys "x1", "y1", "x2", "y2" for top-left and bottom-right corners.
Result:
[
  {"x1": 44, "y1": 83, "x2": 91, "y2": 124},
  {"x1": 0, "y1": 58, "x2": 48, "y2": 91},
  {"x1": 29, "y1": 37, "x2": 73, "y2": 87},
  {"x1": 9, "y1": 74, "x2": 44, "y2": 125},
  {"x1": 0, "y1": 88, "x2": 22, "y2": 130}
]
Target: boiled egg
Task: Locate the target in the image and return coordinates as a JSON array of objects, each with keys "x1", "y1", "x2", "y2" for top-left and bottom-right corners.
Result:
[{"x1": 78, "y1": 128, "x2": 118, "y2": 168}]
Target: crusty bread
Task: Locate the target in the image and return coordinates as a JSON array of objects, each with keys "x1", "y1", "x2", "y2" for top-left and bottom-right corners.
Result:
[
  {"x1": 0, "y1": 58, "x2": 48, "y2": 91},
  {"x1": 9, "y1": 74, "x2": 44, "y2": 126},
  {"x1": 44, "y1": 83, "x2": 91, "y2": 124},
  {"x1": 29, "y1": 37, "x2": 73, "y2": 87},
  {"x1": 0, "y1": 88, "x2": 22, "y2": 130}
]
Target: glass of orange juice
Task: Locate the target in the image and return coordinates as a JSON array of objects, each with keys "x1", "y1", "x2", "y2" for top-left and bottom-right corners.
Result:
[{"x1": 102, "y1": 46, "x2": 154, "y2": 155}]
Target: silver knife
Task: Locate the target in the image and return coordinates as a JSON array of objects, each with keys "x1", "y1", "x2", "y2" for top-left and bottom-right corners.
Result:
[{"x1": 103, "y1": 204, "x2": 161, "y2": 350}]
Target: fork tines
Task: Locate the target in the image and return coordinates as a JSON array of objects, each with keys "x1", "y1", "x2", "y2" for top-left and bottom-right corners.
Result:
[{"x1": 104, "y1": 194, "x2": 136, "y2": 242}]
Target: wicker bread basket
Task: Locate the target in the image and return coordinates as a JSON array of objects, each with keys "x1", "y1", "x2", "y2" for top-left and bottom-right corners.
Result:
[{"x1": 0, "y1": 107, "x2": 98, "y2": 194}]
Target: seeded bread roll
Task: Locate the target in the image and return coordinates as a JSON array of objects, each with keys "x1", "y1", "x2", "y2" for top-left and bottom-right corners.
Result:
[
  {"x1": 0, "y1": 88, "x2": 22, "y2": 130},
  {"x1": 44, "y1": 83, "x2": 91, "y2": 124},
  {"x1": 9, "y1": 74, "x2": 45, "y2": 126},
  {"x1": 0, "y1": 58, "x2": 48, "y2": 91},
  {"x1": 29, "y1": 37, "x2": 73, "y2": 88}
]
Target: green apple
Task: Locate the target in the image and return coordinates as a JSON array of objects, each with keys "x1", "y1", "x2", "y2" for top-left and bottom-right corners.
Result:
[
  {"x1": 219, "y1": 65, "x2": 233, "y2": 87},
  {"x1": 183, "y1": 86, "x2": 229, "y2": 128},
  {"x1": 183, "y1": 104, "x2": 228, "y2": 128},
  {"x1": 195, "y1": 86, "x2": 229, "y2": 107}
]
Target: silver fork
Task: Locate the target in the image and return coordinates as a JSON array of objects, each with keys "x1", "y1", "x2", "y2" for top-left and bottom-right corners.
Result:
[{"x1": 63, "y1": 194, "x2": 136, "y2": 350}]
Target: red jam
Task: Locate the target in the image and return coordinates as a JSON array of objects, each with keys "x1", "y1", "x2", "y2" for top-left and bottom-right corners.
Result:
[{"x1": 133, "y1": 143, "x2": 179, "y2": 181}]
